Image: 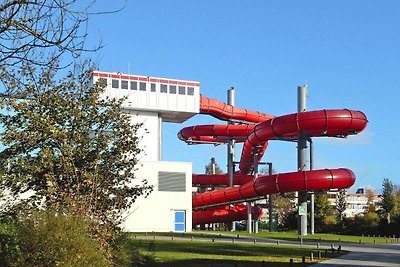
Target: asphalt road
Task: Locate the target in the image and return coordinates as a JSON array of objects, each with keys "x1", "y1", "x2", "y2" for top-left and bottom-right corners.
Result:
[{"x1": 312, "y1": 243, "x2": 400, "y2": 266}]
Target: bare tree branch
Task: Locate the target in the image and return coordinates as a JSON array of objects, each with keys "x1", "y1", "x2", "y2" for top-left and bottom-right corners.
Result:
[{"x1": 0, "y1": 0, "x2": 126, "y2": 94}]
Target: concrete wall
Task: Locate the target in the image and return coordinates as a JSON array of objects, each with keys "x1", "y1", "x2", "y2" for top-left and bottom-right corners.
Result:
[
  {"x1": 125, "y1": 110, "x2": 161, "y2": 161},
  {"x1": 121, "y1": 161, "x2": 192, "y2": 232}
]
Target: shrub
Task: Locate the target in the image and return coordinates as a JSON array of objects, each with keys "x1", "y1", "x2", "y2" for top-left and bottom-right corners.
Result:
[
  {"x1": 1, "y1": 210, "x2": 109, "y2": 267},
  {"x1": 0, "y1": 222, "x2": 20, "y2": 266}
]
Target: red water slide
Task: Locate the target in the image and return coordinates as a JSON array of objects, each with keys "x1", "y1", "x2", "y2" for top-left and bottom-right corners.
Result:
[{"x1": 178, "y1": 95, "x2": 368, "y2": 225}]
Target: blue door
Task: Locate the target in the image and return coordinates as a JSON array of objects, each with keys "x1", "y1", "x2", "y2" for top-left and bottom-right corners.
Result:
[{"x1": 174, "y1": 211, "x2": 185, "y2": 232}]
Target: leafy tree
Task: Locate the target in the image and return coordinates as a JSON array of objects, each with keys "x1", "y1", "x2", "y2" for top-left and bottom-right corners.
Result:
[
  {"x1": 0, "y1": 64, "x2": 152, "y2": 258},
  {"x1": 274, "y1": 192, "x2": 296, "y2": 227},
  {"x1": 380, "y1": 178, "x2": 397, "y2": 223},
  {"x1": 314, "y1": 190, "x2": 335, "y2": 231},
  {"x1": 365, "y1": 188, "x2": 376, "y2": 213},
  {"x1": 335, "y1": 189, "x2": 347, "y2": 222}
]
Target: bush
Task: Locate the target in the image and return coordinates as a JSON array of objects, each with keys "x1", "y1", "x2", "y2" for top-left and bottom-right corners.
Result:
[
  {"x1": 0, "y1": 210, "x2": 110, "y2": 267},
  {"x1": 0, "y1": 222, "x2": 20, "y2": 266}
]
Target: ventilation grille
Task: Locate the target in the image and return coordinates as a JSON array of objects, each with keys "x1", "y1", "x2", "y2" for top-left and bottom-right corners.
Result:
[{"x1": 158, "y1": 171, "x2": 186, "y2": 192}]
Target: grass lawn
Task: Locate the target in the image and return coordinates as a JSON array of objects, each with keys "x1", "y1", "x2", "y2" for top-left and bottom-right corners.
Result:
[{"x1": 128, "y1": 239, "x2": 334, "y2": 266}]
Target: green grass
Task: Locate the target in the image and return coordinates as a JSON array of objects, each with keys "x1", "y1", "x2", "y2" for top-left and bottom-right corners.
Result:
[{"x1": 128, "y1": 239, "x2": 334, "y2": 267}]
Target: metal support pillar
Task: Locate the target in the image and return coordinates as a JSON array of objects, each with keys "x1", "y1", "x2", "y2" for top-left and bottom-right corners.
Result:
[
  {"x1": 297, "y1": 85, "x2": 308, "y2": 236},
  {"x1": 247, "y1": 202, "x2": 252, "y2": 233},
  {"x1": 310, "y1": 139, "x2": 315, "y2": 234},
  {"x1": 227, "y1": 87, "x2": 236, "y2": 231},
  {"x1": 254, "y1": 205, "x2": 259, "y2": 233},
  {"x1": 268, "y1": 162, "x2": 273, "y2": 232},
  {"x1": 211, "y1": 158, "x2": 217, "y2": 231},
  {"x1": 250, "y1": 152, "x2": 259, "y2": 234}
]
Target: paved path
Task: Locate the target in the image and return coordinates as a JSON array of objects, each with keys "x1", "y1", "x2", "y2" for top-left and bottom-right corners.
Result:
[
  {"x1": 312, "y1": 243, "x2": 400, "y2": 266},
  {"x1": 135, "y1": 233, "x2": 400, "y2": 266}
]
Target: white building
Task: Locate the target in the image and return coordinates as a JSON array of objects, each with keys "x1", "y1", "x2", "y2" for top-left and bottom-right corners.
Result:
[
  {"x1": 327, "y1": 187, "x2": 381, "y2": 217},
  {"x1": 92, "y1": 71, "x2": 200, "y2": 232}
]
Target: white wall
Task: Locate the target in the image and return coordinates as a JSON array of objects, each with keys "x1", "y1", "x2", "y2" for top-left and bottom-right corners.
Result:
[
  {"x1": 121, "y1": 161, "x2": 192, "y2": 232},
  {"x1": 125, "y1": 110, "x2": 161, "y2": 161}
]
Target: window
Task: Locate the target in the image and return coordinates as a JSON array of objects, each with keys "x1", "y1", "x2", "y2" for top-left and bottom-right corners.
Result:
[
  {"x1": 130, "y1": 81, "x2": 137, "y2": 90},
  {"x1": 151, "y1": 83, "x2": 156, "y2": 92},
  {"x1": 121, "y1": 80, "x2": 128, "y2": 89},
  {"x1": 160, "y1": 84, "x2": 168, "y2": 93},
  {"x1": 139, "y1": 82, "x2": 146, "y2": 91},
  {"x1": 112, "y1": 79, "x2": 119, "y2": 88},
  {"x1": 158, "y1": 172, "x2": 186, "y2": 192},
  {"x1": 174, "y1": 211, "x2": 185, "y2": 232},
  {"x1": 187, "y1": 87, "x2": 194, "y2": 95},
  {"x1": 178, "y1": 86, "x2": 185, "y2": 95},
  {"x1": 169, "y1": 85, "x2": 177, "y2": 94}
]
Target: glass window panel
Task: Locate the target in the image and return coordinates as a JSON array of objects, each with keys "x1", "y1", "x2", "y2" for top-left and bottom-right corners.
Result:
[
  {"x1": 121, "y1": 80, "x2": 128, "y2": 89},
  {"x1": 178, "y1": 86, "x2": 185, "y2": 95},
  {"x1": 169, "y1": 85, "x2": 176, "y2": 94},
  {"x1": 175, "y1": 211, "x2": 185, "y2": 223},
  {"x1": 139, "y1": 82, "x2": 146, "y2": 91},
  {"x1": 130, "y1": 81, "x2": 137, "y2": 90},
  {"x1": 187, "y1": 87, "x2": 194, "y2": 95},
  {"x1": 160, "y1": 84, "x2": 168, "y2": 93},
  {"x1": 112, "y1": 79, "x2": 119, "y2": 88},
  {"x1": 151, "y1": 83, "x2": 156, "y2": 92},
  {"x1": 174, "y1": 223, "x2": 185, "y2": 231}
]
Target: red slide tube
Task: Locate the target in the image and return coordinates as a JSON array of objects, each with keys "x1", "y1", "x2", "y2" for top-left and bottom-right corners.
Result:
[
  {"x1": 192, "y1": 168, "x2": 355, "y2": 208},
  {"x1": 179, "y1": 95, "x2": 368, "y2": 224},
  {"x1": 192, "y1": 204, "x2": 263, "y2": 225}
]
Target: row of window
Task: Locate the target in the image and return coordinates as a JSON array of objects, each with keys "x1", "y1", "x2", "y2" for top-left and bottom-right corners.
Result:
[{"x1": 111, "y1": 79, "x2": 195, "y2": 96}]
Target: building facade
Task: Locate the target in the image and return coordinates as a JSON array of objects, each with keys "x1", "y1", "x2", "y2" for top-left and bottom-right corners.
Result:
[
  {"x1": 92, "y1": 71, "x2": 200, "y2": 232},
  {"x1": 327, "y1": 187, "x2": 381, "y2": 217}
]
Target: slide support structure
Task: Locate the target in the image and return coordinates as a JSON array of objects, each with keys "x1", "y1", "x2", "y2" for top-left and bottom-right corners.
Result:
[
  {"x1": 298, "y1": 85, "x2": 308, "y2": 236},
  {"x1": 310, "y1": 138, "x2": 315, "y2": 234},
  {"x1": 227, "y1": 87, "x2": 236, "y2": 231},
  {"x1": 268, "y1": 162, "x2": 273, "y2": 232}
]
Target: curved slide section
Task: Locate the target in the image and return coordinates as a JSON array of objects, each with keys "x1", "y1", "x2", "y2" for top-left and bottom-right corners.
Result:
[
  {"x1": 193, "y1": 204, "x2": 263, "y2": 225},
  {"x1": 179, "y1": 95, "x2": 368, "y2": 225},
  {"x1": 193, "y1": 168, "x2": 355, "y2": 208},
  {"x1": 200, "y1": 95, "x2": 274, "y2": 123}
]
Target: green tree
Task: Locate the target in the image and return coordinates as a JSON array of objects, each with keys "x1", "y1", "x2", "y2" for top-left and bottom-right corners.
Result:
[
  {"x1": 380, "y1": 178, "x2": 397, "y2": 223},
  {"x1": 365, "y1": 188, "x2": 376, "y2": 213},
  {"x1": 314, "y1": 191, "x2": 335, "y2": 231},
  {"x1": 0, "y1": 64, "x2": 152, "y2": 258},
  {"x1": 335, "y1": 189, "x2": 347, "y2": 222},
  {"x1": 274, "y1": 192, "x2": 296, "y2": 228}
]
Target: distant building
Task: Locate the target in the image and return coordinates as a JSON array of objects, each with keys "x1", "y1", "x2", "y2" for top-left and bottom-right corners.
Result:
[{"x1": 327, "y1": 187, "x2": 381, "y2": 217}]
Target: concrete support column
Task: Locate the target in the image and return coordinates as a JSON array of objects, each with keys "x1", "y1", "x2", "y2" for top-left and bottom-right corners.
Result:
[
  {"x1": 268, "y1": 162, "x2": 273, "y2": 232},
  {"x1": 247, "y1": 202, "x2": 252, "y2": 233},
  {"x1": 211, "y1": 157, "x2": 217, "y2": 231},
  {"x1": 310, "y1": 139, "x2": 315, "y2": 234},
  {"x1": 227, "y1": 87, "x2": 236, "y2": 231},
  {"x1": 297, "y1": 85, "x2": 308, "y2": 236}
]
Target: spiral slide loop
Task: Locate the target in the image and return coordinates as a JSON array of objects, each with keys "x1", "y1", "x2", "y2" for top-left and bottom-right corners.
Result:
[{"x1": 178, "y1": 96, "x2": 368, "y2": 225}]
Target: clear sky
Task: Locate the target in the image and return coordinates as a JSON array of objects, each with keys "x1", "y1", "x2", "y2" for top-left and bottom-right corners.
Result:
[{"x1": 87, "y1": 0, "x2": 400, "y2": 193}]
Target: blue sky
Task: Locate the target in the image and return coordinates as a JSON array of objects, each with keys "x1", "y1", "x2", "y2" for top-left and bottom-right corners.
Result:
[{"x1": 87, "y1": 1, "x2": 400, "y2": 192}]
